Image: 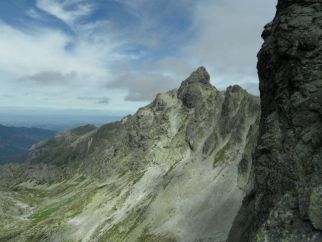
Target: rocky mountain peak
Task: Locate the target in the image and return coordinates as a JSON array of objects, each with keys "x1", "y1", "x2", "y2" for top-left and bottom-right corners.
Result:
[
  {"x1": 177, "y1": 66, "x2": 214, "y2": 108},
  {"x1": 184, "y1": 66, "x2": 210, "y2": 84},
  {"x1": 225, "y1": 85, "x2": 245, "y2": 94}
]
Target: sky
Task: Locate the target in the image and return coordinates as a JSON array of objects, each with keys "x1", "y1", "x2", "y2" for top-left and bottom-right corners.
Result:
[{"x1": 0, "y1": 0, "x2": 277, "y2": 115}]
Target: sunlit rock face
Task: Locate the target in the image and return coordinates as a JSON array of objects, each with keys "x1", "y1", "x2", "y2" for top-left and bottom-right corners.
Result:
[
  {"x1": 0, "y1": 67, "x2": 260, "y2": 242},
  {"x1": 228, "y1": 1, "x2": 322, "y2": 241}
]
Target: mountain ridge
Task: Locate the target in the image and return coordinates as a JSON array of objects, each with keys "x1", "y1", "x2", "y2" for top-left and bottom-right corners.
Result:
[{"x1": 0, "y1": 67, "x2": 260, "y2": 242}]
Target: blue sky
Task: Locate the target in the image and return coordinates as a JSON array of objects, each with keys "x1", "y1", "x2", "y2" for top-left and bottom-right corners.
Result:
[{"x1": 0, "y1": 0, "x2": 276, "y2": 114}]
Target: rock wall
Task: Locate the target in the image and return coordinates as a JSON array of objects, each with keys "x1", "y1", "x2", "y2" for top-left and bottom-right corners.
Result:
[{"x1": 229, "y1": 1, "x2": 322, "y2": 241}]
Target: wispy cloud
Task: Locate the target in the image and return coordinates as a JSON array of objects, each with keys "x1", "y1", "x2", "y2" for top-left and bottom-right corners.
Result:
[
  {"x1": 0, "y1": 0, "x2": 276, "y2": 112},
  {"x1": 0, "y1": 14, "x2": 120, "y2": 109},
  {"x1": 26, "y1": 9, "x2": 43, "y2": 20},
  {"x1": 20, "y1": 71, "x2": 77, "y2": 85},
  {"x1": 36, "y1": 0, "x2": 94, "y2": 25},
  {"x1": 183, "y1": 0, "x2": 277, "y2": 93},
  {"x1": 0, "y1": 21, "x2": 118, "y2": 80},
  {"x1": 78, "y1": 96, "x2": 110, "y2": 104},
  {"x1": 106, "y1": 72, "x2": 178, "y2": 102}
]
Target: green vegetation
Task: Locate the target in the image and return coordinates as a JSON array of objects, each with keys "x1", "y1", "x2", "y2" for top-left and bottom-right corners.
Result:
[
  {"x1": 213, "y1": 142, "x2": 231, "y2": 167},
  {"x1": 137, "y1": 227, "x2": 177, "y2": 242}
]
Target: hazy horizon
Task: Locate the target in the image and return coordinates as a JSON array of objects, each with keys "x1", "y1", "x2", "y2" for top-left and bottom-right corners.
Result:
[{"x1": 0, "y1": 107, "x2": 125, "y2": 130}]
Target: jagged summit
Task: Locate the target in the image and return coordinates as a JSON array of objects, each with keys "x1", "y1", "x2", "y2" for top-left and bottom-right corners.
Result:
[
  {"x1": 177, "y1": 66, "x2": 214, "y2": 108},
  {"x1": 177, "y1": 67, "x2": 249, "y2": 109},
  {"x1": 184, "y1": 66, "x2": 210, "y2": 85},
  {"x1": 226, "y1": 85, "x2": 245, "y2": 93}
]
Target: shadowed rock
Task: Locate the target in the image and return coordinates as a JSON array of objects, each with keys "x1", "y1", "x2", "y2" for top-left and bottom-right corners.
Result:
[
  {"x1": 178, "y1": 66, "x2": 213, "y2": 109},
  {"x1": 228, "y1": 1, "x2": 322, "y2": 241}
]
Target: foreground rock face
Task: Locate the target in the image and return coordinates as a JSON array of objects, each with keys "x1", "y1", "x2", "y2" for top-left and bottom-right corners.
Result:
[
  {"x1": 0, "y1": 68, "x2": 259, "y2": 242},
  {"x1": 229, "y1": 1, "x2": 322, "y2": 241}
]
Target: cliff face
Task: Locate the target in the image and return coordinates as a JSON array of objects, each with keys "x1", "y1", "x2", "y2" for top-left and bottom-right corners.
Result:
[
  {"x1": 0, "y1": 68, "x2": 260, "y2": 242},
  {"x1": 229, "y1": 1, "x2": 322, "y2": 241}
]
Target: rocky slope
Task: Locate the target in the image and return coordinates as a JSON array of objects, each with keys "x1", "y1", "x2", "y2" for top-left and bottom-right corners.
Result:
[
  {"x1": 228, "y1": 1, "x2": 322, "y2": 241},
  {"x1": 0, "y1": 67, "x2": 259, "y2": 242}
]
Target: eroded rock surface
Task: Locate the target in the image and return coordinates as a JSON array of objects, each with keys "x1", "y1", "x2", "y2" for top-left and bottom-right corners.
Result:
[{"x1": 229, "y1": 1, "x2": 322, "y2": 241}]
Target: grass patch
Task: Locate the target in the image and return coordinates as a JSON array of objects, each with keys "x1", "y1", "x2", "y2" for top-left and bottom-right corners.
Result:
[
  {"x1": 131, "y1": 171, "x2": 146, "y2": 185},
  {"x1": 30, "y1": 206, "x2": 58, "y2": 223},
  {"x1": 98, "y1": 194, "x2": 156, "y2": 242},
  {"x1": 213, "y1": 142, "x2": 231, "y2": 167},
  {"x1": 137, "y1": 227, "x2": 177, "y2": 242}
]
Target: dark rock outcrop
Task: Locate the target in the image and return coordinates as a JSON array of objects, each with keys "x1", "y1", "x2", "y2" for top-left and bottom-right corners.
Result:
[
  {"x1": 178, "y1": 66, "x2": 213, "y2": 108},
  {"x1": 229, "y1": 1, "x2": 322, "y2": 241}
]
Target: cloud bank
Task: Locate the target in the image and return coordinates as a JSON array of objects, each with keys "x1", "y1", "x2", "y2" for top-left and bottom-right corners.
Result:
[{"x1": 0, "y1": 0, "x2": 277, "y2": 113}]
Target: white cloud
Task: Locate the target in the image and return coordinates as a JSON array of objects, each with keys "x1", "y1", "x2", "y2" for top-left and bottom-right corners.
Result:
[
  {"x1": 106, "y1": 0, "x2": 277, "y2": 98},
  {"x1": 0, "y1": 22, "x2": 120, "y2": 82},
  {"x1": 78, "y1": 96, "x2": 110, "y2": 104},
  {"x1": 26, "y1": 9, "x2": 43, "y2": 19},
  {"x1": 183, "y1": 0, "x2": 277, "y2": 93},
  {"x1": 20, "y1": 71, "x2": 77, "y2": 85},
  {"x1": 106, "y1": 72, "x2": 178, "y2": 102},
  {"x1": 0, "y1": 0, "x2": 277, "y2": 112},
  {"x1": 0, "y1": 18, "x2": 125, "y2": 110},
  {"x1": 36, "y1": 0, "x2": 93, "y2": 25}
]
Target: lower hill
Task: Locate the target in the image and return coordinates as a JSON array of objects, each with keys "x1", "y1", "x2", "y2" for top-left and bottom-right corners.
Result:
[
  {"x1": 0, "y1": 124, "x2": 56, "y2": 164},
  {"x1": 0, "y1": 67, "x2": 260, "y2": 242}
]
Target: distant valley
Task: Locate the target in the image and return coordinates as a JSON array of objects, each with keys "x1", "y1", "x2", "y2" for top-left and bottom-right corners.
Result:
[{"x1": 0, "y1": 124, "x2": 56, "y2": 164}]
